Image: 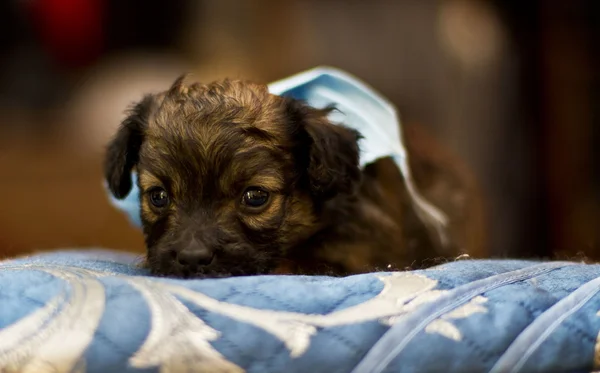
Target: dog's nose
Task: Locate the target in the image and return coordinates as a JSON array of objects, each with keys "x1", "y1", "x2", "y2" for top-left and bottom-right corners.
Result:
[{"x1": 177, "y1": 245, "x2": 214, "y2": 267}]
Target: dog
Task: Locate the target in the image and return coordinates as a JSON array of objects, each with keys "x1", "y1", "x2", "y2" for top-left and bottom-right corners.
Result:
[{"x1": 104, "y1": 75, "x2": 486, "y2": 278}]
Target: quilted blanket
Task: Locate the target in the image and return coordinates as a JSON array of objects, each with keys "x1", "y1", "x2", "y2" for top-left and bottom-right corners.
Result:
[{"x1": 1, "y1": 250, "x2": 599, "y2": 373}]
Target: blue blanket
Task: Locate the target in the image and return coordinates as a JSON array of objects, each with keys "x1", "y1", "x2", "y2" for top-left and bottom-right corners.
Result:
[{"x1": 0, "y1": 250, "x2": 599, "y2": 373}]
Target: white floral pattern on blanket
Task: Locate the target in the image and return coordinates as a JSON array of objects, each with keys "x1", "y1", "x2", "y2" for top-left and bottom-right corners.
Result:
[{"x1": 0, "y1": 264, "x2": 481, "y2": 373}]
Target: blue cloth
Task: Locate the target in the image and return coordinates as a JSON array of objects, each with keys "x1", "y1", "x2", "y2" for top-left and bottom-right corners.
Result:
[{"x1": 1, "y1": 250, "x2": 599, "y2": 373}]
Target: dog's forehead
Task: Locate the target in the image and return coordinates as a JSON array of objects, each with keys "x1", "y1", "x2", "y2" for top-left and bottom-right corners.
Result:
[
  {"x1": 140, "y1": 124, "x2": 259, "y2": 172},
  {"x1": 142, "y1": 109, "x2": 287, "y2": 166},
  {"x1": 142, "y1": 81, "x2": 292, "y2": 159},
  {"x1": 148, "y1": 79, "x2": 286, "y2": 133}
]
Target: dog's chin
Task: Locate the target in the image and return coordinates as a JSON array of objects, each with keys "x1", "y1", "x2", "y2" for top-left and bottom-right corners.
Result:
[{"x1": 146, "y1": 250, "x2": 277, "y2": 279}]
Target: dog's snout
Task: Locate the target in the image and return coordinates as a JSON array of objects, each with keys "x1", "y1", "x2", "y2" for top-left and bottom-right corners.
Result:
[{"x1": 177, "y1": 242, "x2": 214, "y2": 267}]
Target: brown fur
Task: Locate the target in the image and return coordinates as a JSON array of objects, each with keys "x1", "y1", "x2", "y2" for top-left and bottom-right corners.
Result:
[{"x1": 104, "y1": 75, "x2": 485, "y2": 278}]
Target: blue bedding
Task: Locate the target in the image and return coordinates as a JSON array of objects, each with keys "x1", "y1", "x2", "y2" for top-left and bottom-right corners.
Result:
[{"x1": 0, "y1": 250, "x2": 599, "y2": 372}]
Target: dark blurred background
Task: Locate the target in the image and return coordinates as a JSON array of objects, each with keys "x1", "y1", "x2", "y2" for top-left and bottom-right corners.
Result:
[{"x1": 0, "y1": 0, "x2": 597, "y2": 261}]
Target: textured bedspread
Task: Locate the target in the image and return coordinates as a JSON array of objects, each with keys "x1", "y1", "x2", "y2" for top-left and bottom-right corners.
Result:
[{"x1": 0, "y1": 250, "x2": 599, "y2": 373}]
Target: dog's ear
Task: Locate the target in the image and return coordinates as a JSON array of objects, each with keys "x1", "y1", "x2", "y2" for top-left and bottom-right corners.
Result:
[
  {"x1": 104, "y1": 94, "x2": 155, "y2": 199},
  {"x1": 285, "y1": 98, "x2": 362, "y2": 200}
]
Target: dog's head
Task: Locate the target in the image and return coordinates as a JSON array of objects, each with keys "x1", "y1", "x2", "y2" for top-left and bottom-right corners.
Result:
[{"x1": 104, "y1": 76, "x2": 361, "y2": 277}]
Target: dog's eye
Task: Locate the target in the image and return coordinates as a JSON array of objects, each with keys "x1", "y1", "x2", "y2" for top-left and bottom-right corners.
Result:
[
  {"x1": 149, "y1": 188, "x2": 170, "y2": 208},
  {"x1": 242, "y1": 187, "x2": 269, "y2": 208}
]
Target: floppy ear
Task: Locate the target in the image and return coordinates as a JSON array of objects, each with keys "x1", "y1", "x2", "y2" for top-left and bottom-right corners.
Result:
[
  {"x1": 286, "y1": 98, "x2": 362, "y2": 200},
  {"x1": 104, "y1": 94, "x2": 155, "y2": 199}
]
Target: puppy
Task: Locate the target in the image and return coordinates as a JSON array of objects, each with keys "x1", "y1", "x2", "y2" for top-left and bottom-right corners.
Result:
[{"x1": 104, "y1": 76, "x2": 485, "y2": 277}]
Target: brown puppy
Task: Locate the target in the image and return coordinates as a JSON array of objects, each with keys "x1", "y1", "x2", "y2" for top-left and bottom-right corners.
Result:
[{"x1": 104, "y1": 76, "x2": 485, "y2": 277}]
